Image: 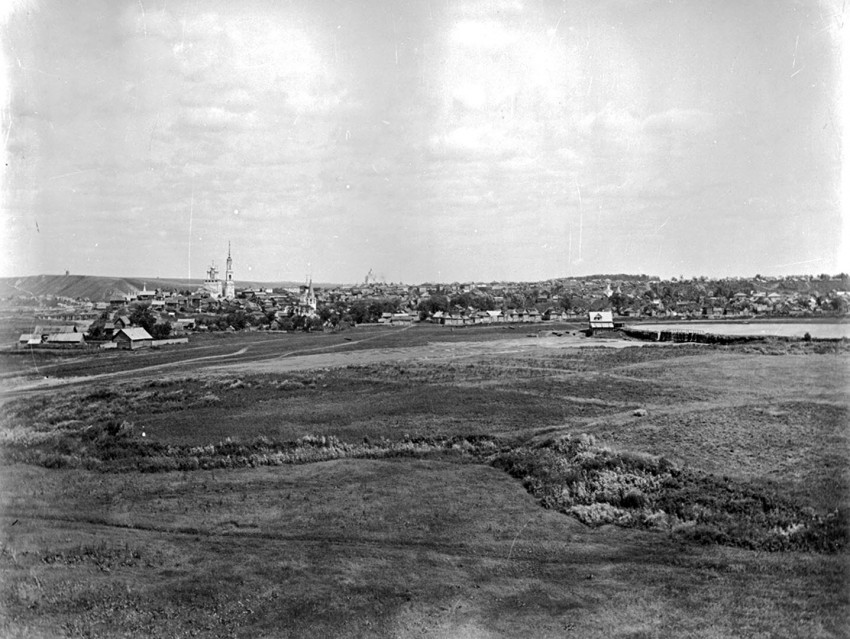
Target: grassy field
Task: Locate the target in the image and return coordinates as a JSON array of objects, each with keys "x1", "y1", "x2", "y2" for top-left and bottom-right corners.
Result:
[{"x1": 1, "y1": 329, "x2": 848, "y2": 637}]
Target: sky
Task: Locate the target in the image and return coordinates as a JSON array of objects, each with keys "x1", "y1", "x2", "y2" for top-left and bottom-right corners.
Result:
[{"x1": 1, "y1": 0, "x2": 847, "y2": 284}]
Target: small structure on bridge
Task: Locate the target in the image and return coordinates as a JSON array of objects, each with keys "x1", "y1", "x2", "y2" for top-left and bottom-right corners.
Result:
[
  {"x1": 588, "y1": 311, "x2": 615, "y2": 331},
  {"x1": 113, "y1": 327, "x2": 153, "y2": 350}
]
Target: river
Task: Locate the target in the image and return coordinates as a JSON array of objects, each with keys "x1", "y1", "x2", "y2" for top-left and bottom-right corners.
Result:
[{"x1": 627, "y1": 321, "x2": 850, "y2": 339}]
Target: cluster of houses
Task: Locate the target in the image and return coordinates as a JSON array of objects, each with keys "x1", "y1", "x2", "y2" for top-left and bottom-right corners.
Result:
[
  {"x1": 424, "y1": 307, "x2": 567, "y2": 326},
  {"x1": 18, "y1": 324, "x2": 156, "y2": 350},
  {"x1": 17, "y1": 310, "x2": 196, "y2": 350},
  {"x1": 8, "y1": 272, "x2": 850, "y2": 348},
  {"x1": 30, "y1": 281, "x2": 848, "y2": 326}
]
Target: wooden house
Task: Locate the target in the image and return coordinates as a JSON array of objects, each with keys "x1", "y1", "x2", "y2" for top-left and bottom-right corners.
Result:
[
  {"x1": 113, "y1": 327, "x2": 153, "y2": 350},
  {"x1": 588, "y1": 311, "x2": 615, "y2": 330},
  {"x1": 45, "y1": 333, "x2": 86, "y2": 347}
]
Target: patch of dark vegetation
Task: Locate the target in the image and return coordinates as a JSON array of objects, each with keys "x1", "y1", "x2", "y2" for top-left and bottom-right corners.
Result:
[
  {"x1": 3, "y1": 408, "x2": 845, "y2": 554},
  {"x1": 39, "y1": 541, "x2": 148, "y2": 570},
  {"x1": 516, "y1": 344, "x2": 711, "y2": 369},
  {"x1": 3, "y1": 366, "x2": 623, "y2": 449},
  {"x1": 1, "y1": 373, "x2": 329, "y2": 431},
  {"x1": 1, "y1": 418, "x2": 501, "y2": 473},
  {"x1": 490, "y1": 434, "x2": 847, "y2": 553},
  {"x1": 732, "y1": 338, "x2": 850, "y2": 356},
  {"x1": 593, "y1": 401, "x2": 849, "y2": 512},
  {"x1": 509, "y1": 375, "x2": 712, "y2": 405}
]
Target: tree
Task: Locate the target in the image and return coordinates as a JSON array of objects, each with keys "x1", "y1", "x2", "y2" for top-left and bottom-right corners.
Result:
[
  {"x1": 504, "y1": 292, "x2": 527, "y2": 309},
  {"x1": 417, "y1": 294, "x2": 449, "y2": 319},
  {"x1": 349, "y1": 301, "x2": 369, "y2": 324},
  {"x1": 87, "y1": 320, "x2": 106, "y2": 340},
  {"x1": 129, "y1": 305, "x2": 157, "y2": 333},
  {"x1": 150, "y1": 322, "x2": 172, "y2": 340},
  {"x1": 226, "y1": 311, "x2": 247, "y2": 331},
  {"x1": 609, "y1": 292, "x2": 625, "y2": 315}
]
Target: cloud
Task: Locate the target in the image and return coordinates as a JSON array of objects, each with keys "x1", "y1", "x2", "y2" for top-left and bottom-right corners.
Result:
[
  {"x1": 178, "y1": 106, "x2": 257, "y2": 131},
  {"x1": 455, "y1": 0, "x2": 525, "y2": 17},
  {"x1": 431, "y1": 124, "x2": 525, "y2": 157},
  {"x1": 451, "y1": 19, "x2": 518, "y2": 50},
  {"x1": 642, "y1": 108, "x2": 716, "y2": 135}
]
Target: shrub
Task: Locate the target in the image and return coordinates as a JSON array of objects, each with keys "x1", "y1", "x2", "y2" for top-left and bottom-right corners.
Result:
[
  {"x1": 489, "y1": 434, "x2": 846, "y2": 553},
  {"x1": 569, "y1": 503, "x2": 631, "y2": 526},
  {"x1": 621, "y1": 489, "x2": 647, "y2": 509}
]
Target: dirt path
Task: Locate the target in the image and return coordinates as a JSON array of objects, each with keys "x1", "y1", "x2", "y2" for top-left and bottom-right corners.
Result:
[
  {"x1": 2, "y1": 326, "x2": 420, "y2": 396},
  {"x1": 213, "y1": 335, "x2": 650, "y2": 376}
]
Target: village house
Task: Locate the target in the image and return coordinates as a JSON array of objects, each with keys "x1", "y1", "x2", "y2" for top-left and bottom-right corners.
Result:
[
  {"x1": 113, "y1": 327, "x2": 153, "y2": 350},
  {"x1": 45, "y1": 332, "x2": 86, "y2": 347},
  {"x1": 588, "y1": 311, "x2": 615, "y2": 330},
  {"x1": 18, "y1": 332, "x2": 41, "y2": 346},
  {"x1": 389, "y1": 312, "x2": 415, "y2": 326},
  {"x1": 486, "y1": 310, "x2": 504, "y2": 323}
]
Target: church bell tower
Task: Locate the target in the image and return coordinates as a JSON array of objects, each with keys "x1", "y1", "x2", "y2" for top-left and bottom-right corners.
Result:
[{"x1": 224, "y1": 242, "x2": 235, "y2": 300}]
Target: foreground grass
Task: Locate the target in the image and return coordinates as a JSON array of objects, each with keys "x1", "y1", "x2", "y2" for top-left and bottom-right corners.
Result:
[
  {"x1": 1, "y1": 341, "x2": 848, "y2": 636},
  {"x1": 2, "y1": 460, "x2": 848, "y2": 638}
]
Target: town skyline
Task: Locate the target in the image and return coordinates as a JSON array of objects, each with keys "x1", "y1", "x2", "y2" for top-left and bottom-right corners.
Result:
[{"x1": 2, "y1": 0, "x2": 847, "y2": 283}]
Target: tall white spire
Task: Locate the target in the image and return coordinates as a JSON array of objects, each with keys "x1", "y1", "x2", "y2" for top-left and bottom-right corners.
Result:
[{"x1": 224, "y1": 242, "x2": 235, "y2": 300}]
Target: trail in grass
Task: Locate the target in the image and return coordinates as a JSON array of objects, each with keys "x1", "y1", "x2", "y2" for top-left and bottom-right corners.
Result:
[{"x1": 2, "y1": 327, "x2": 414, "y2": 396}]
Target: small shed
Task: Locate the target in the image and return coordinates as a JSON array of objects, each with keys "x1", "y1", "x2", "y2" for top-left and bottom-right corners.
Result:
[
  {"x1": 588, "y1": 311, "x2": 615, "y2": 330},
  {"x1": 113, "y1": 327, "x2": 153, "y2": 350}
]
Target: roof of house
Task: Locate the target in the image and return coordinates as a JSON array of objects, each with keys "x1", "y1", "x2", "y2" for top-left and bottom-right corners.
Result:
[
  {"x1": 19, "y1": 333, "x2": 39, "y2": 342},
  {"x1": 113, "y1": 327, "x2": 153, "y2": 341},
  {"x1": 48, "y1": 325, "x2": 77, "y2": 333},
  {"x1": 45, "y1": 333, "x2": 85, "y2": 343}
]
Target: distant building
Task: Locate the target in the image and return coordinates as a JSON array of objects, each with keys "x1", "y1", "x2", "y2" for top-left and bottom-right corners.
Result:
[
  {"x1": 45, "y1": 333, "x2": 86, "y2": 347},
  {"x1": 136, "y1": 285, "x2": 156, "y2": 301},
  {"x1": 202, "y1": 243, "x2": 236, "y2": 299},
  {"x1": 203, "y1": 263, "x2": 223, "y2": 298},
  {"x1": 18, "y1": 333, "x2": 41, "y2": 346},
  {"x1": 588, "y1": 311, "x2": 615, "y2": 330},
  {"x1": 299, "y1": 280, "x2": 317, "y2": 315},
  {"x1": 224, "y1": 242, "x2": 236, "y2": 300},
  {"x1": 389, "y1": 312, "x2": 414, "y2": 326},
  {"x1": 113, "y1": 327, "x2": 153, "y2": 350}
]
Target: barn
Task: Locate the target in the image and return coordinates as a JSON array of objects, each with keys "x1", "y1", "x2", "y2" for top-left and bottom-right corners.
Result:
[
  {"x1": 44, "y1": 333, "x2": 86, "y2": 348},
  {"x1": 113, "y1": 327, "x2": 153, "y2": 350}
]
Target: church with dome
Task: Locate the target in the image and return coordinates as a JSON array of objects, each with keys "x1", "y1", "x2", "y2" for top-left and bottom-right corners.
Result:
[{"x1": 202, "y1": 243, "x2": 236, "y2": 300}]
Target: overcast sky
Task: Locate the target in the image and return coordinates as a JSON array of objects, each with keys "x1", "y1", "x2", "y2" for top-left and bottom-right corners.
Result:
[{"x1": 1, "y1": 0, "x2": 846, "y2": 283}]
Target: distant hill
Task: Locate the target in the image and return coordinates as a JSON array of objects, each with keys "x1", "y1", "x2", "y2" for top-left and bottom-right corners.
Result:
[{"x1": 0, "y1": 275, "x2": 331, "y2": 302}]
